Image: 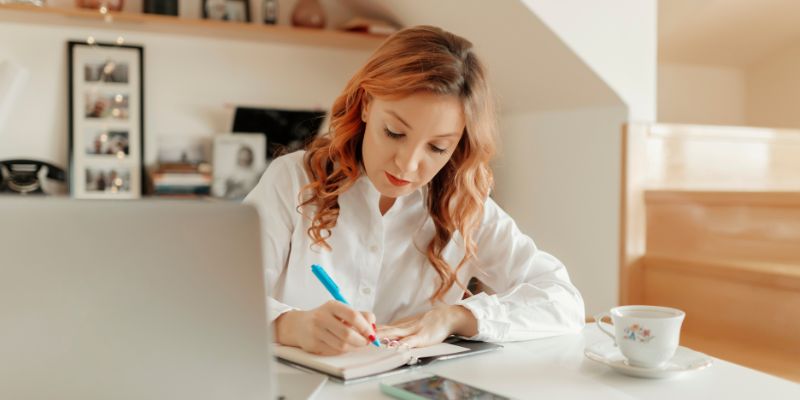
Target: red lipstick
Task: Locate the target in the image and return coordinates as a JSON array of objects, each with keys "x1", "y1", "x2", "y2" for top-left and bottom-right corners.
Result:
[{"x1": 385, "y1": 171, "x2": 410, "y2": 186}]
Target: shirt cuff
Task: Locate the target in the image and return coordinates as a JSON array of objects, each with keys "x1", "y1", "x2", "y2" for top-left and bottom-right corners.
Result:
[
  {"x1": 268, "y1": 298, "x2": 296, "y2": 331},
  {"x1": 456, "y1": 292, "x2": 510, "y2": 342}
]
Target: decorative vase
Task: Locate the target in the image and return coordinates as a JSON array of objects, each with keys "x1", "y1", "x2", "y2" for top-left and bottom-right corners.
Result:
[{"x1": 291, "y1": 0, "x2": 325, "y2": 29}]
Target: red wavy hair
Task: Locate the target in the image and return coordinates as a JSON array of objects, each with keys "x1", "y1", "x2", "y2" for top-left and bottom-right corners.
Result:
[{"x1": 299, "y1": 25, "x2": 497, "y2": 303}]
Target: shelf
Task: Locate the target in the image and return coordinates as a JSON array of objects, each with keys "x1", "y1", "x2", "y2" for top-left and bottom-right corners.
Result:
[{"x1": 0, "y1": 4, "x2": 386, "y2": 50}]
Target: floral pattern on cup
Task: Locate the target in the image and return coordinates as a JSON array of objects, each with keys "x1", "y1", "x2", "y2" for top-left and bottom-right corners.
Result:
[{"x1": 623, "y1": 324, "x2": 655, "y2": 343}]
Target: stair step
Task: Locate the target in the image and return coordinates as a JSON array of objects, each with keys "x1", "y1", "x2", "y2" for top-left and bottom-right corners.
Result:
[
  {"x1": 642, "y1": 255, "x2": 800, "y2": 355},
  {"x1": 645, "y1": 190, "x2": 800, "y2": 265},
  {"x1": 682, "y1": 333, "x2": 800, "y2": 383}
]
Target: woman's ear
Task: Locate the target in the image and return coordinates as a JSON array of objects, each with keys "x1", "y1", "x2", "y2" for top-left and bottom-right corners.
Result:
[{"x1": 361, "y1": 95, "x2": 371, "y2": 123}]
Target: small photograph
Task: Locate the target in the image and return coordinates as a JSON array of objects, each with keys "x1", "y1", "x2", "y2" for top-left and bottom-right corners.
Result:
[
  {"x1": 203, "y1": 0, "x2": 251, "y2": 22},
  {"x1": 83, "y1": 60, "x2": 129, "y2": 83},
  {"x1": 85, "y1": 129, "x2": 130, "y2": 157},
  {"x1": 212, "y1": 134, "x2": 265, "y2": 200},
  {"x1": 85, "y1": 167, "x2": 131, "y2": 193},
  {"x1": 85, "y1": 92, "x2": 129, "y2": 119}
]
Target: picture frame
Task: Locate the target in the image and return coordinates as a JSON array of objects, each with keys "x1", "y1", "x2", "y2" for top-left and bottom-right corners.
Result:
[
  {"x1": 68, "y1": 41, "x2": 144, "y2": 199},
  {"x1": 212, "y1": 134, "x2": 265, "y2": 200},
  {"x1": 203, "y1": 0, "x2": 251, "y2": 22}
]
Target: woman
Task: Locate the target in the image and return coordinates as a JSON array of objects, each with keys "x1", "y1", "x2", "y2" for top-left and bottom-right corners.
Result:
[{"x1": 244, "y1": 25, "x2": 584, "y2": 356}]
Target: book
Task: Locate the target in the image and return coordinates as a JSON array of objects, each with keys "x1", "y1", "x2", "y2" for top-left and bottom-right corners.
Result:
[
  {"x1": 153, "y1": 172, "x2": 212, "y2": 187},
  {"x1": 275, "y1": 339, "x2": 503, "y2": 383}
]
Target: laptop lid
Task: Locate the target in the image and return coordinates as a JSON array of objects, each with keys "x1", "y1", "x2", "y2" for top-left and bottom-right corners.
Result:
[{"x1": 0, "y1": 197, "x2": 273, "y2": 400}]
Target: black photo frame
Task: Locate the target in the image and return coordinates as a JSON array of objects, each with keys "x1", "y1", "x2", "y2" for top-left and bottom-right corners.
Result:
[
  {"x1": 67, "y1": 41, "x2": 145, "y2": 199},
  {"x1": 203, "y1": 0, "x2": 251, "y2": 22}
]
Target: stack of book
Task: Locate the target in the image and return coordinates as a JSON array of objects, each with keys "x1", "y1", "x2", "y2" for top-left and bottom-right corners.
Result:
[{"x1": 151, "y1": 162, "x2": 212, "y2": 196}]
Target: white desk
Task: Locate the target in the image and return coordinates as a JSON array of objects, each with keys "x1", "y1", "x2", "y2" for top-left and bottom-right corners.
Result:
[{"x1": 278, "y1": 324, "x2": 800, "y2": 399}]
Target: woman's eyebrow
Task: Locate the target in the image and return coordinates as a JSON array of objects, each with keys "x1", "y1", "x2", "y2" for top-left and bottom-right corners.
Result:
[{"x1": 386, "y1": 110, "x2": 412, "y2": 130}]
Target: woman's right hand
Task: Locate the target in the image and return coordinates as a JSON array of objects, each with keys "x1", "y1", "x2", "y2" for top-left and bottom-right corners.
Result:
[{"x1": 274, "y1": 300, "x2": 377, "y2": 355}]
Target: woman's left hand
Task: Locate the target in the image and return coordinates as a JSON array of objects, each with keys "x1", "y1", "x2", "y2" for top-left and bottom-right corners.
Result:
[{"x1": 376, "y1": 305, "x2": 478, "y2": 348}]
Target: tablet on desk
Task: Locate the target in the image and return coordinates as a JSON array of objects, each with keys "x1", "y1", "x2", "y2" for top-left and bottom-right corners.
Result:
[{"x1": 380, "y1": 372, "x2": 511, "y2": 400}]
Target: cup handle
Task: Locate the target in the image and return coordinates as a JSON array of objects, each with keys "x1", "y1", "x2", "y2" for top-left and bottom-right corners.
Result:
[{"x1": 594, "y1": 312, "x2": 615, "y2": 342}]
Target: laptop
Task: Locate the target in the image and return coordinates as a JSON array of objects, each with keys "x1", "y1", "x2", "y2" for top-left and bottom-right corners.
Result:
[{"x1": 0, "y1": 197, "x2": 325, "y2": 400}]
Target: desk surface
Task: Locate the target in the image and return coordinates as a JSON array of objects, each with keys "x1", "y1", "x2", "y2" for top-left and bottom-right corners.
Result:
[{"x1": 277, "y1": 324, "x2": 800, "y2": 399}]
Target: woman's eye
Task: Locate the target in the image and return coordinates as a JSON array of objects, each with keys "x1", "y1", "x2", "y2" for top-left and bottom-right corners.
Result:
[
  {"x1": 384, "y1": 128, "x2": 404, "y2": 139},
  {"x1": 429, "y1": 144, "x2": 447, "y2": 154}
]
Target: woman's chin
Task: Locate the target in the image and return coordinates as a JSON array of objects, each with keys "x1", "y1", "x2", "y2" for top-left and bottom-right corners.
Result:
[{"x1": 377, "y1": 183, "x2": 415, "y2": 198}]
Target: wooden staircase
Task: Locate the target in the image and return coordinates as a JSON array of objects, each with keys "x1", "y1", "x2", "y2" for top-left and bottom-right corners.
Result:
[{"x1": 620, "y1": 124, "x2": 800, "y2": 382}]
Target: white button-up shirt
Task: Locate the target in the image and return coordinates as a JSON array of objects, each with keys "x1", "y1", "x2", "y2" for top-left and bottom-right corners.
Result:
[{"x1": 244, "y1": 151, "x2": 585, "y2": 342}]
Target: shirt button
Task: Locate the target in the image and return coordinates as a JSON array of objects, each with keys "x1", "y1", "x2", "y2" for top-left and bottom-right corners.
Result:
[
  {"x1": 361, "y1": 286, "x2": 372, "y2": 295},
  {"x1": 369, "y1": 245, "x2": 379, "y2": 253}
]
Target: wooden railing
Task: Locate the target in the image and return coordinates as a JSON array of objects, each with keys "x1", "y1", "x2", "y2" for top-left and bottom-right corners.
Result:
[{"x1": 620, "y1": 123, "x2": 800, "y2": 381}]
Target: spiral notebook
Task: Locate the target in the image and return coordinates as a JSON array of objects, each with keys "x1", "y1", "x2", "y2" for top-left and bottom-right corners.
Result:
[{"x1": 275, "y1": 338, "x2": 502, "y2": 384}]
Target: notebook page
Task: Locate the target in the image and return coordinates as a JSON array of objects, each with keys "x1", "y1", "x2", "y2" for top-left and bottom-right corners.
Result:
[
  {"x1": 408, "y1": 342, "x2": 469, "y2": 359},
  {"x1": 336, "y1": 343, "x2": 469, "y2": 372},
  {"x1": 340, "y1": 343, "x2": 471, "y2": 379},
  {"x1": 275, "y1": 345, "x2": 400, "y2": 376},
  {"x1": 275, "y1": 342, "x2": 470, "y2": 378}
]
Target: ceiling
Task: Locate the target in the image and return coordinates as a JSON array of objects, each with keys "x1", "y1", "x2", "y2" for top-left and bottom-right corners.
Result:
[{"x1": 659, "y1": 0, "x2": 800, "y2": 67}]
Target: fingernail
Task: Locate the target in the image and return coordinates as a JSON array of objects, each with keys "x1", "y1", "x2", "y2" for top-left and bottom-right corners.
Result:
[
  {"x1": 372, "y1": 323, "x2": 376, "y2": 331},
  {"x1": 368, "y1": 334, "x2": 376, "y2": 342}
]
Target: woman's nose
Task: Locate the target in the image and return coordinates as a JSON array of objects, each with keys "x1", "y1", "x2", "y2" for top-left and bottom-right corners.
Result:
[{"x1": 394, "y1": 145, "x2": 421, "y2": 174}]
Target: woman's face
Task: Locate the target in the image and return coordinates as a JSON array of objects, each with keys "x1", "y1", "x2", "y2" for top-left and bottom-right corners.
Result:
[{"x1": 361, "y1": 92, "x2": 465, "y2": 199}]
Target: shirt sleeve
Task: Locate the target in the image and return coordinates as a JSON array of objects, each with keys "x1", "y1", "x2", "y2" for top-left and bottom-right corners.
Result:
[
  {"x1": 456, "y1": 197, "x2": 586, "y2": 342},
  {"x1": 242, "y1": 155, "x2": 300, "y2": 326}
]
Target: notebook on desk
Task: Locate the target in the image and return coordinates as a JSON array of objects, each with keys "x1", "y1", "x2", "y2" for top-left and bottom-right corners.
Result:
[{"x1": 276, "y1": 338, "x2": 503, "y2": 384}]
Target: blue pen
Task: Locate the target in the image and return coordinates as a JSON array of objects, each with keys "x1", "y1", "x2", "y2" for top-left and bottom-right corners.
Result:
[{"x1": 311, "y1": 264, "x2": 380, "y2": 347}]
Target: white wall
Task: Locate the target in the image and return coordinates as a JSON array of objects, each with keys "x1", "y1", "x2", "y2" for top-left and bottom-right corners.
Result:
[
  {"x1": 747, "y1": 42, "x2": 800, "y2": 129},
  {"x1": 0, "y1": 22, "x2": 371, "y2": 166},
  {"x1": 658, "y1": 63, "x2": 747, "y2": 126},
  {"x1": 657, "y1": 42, "x2": 800, "y2": 129},
  {"x1": 523, "y1": 0, "x2": 657, "y2": 121},
  {"x1": 494, "y1": 106, "x2": 627, "y2": 316}
]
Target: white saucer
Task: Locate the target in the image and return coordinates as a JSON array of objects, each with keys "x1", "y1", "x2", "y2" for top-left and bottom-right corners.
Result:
[{"x1": 584, "y1": 341, "x2": 713, "y2": 379}]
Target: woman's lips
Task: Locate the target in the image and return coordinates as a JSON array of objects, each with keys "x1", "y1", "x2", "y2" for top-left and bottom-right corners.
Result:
[{"x1": 385, "y1": 171, "x2": 410, "y2": 186}]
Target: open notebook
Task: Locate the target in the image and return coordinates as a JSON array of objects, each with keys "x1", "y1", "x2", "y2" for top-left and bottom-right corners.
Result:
[{"x1": 276, "y1": 339, "x2": 501, "y2": 383}]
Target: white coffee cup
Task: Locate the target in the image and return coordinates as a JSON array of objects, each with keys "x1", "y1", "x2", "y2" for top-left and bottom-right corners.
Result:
[{"x1": 595, "y1": 305, "x2": 685, "y2": 368}]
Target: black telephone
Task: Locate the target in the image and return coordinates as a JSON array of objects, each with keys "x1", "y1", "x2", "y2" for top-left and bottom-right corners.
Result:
[{"x1": 0, "y1": 159, "x2": 67, "y2": 195}]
